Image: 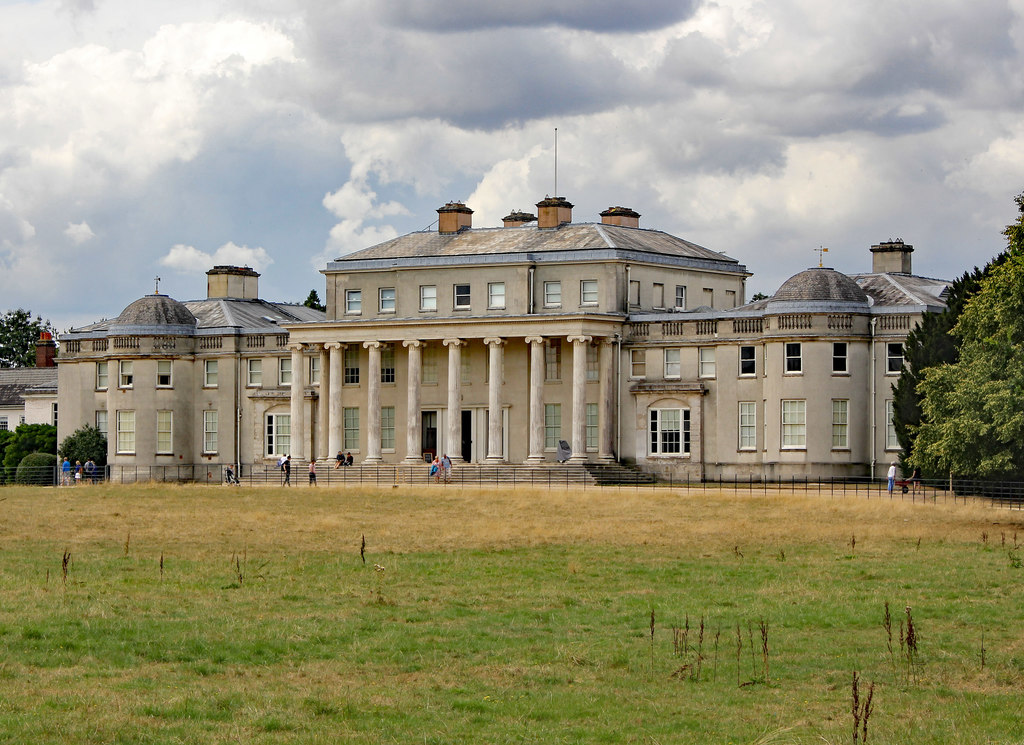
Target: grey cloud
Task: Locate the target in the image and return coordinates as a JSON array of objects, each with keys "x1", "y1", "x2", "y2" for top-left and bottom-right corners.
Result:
[
  {"x1": 381, "y1": 0, "x2": 699, "y2": 33},
  {"x1": 297, "y1": 19, "x2": 659, "y2": 129}
]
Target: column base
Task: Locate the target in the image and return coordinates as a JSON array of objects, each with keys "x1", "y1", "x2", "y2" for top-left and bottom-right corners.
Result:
[
  {"x1": 484, "y1": 456, "x2": 505, "y2": 464},
  {"x1": 363, "y1": 457, "x2": 383, "y2": 465},
  {"x1": 524, "y1": 455, "x2": 545, "y2": 464},
  {"x1": 598, "y1": 454, "x2": 617, "y2": 463},
  {"x1": 403, "y1": 456, "x2": 424, "y2": 464},
  {"x1": 567, "y1": 455, "x2": 587, "y2": 464}
]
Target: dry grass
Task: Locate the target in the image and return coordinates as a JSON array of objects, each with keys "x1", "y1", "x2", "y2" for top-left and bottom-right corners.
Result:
[{"x1": 3, "y1": 482, "x2": 1015, "y2": 555}]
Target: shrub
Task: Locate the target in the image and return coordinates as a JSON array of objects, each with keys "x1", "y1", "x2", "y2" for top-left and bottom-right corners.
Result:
[
  {"x1": 16, "y1": 452, "x2": 57, "y2": 485},
  {"x1": 59, "y1": 425, "x2": 108, "y2": 467}
]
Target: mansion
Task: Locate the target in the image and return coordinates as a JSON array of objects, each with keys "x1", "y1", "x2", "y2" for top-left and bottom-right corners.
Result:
[{"x1": 57, "y1": 197, "x2": 950, "y2": 480}]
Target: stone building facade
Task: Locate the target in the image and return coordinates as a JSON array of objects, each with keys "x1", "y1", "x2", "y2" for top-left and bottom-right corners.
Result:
[{"x1": 57, "y1": 198, "x2": 949, "y2": 480}]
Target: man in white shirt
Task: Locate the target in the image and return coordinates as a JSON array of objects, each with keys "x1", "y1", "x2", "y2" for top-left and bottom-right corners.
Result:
[{"x1": 887, "y1": 462, "x2": 897, "y2": 495}]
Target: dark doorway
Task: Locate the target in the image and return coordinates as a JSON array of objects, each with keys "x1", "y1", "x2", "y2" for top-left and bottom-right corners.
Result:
[
  {"x1": 421, "y1": 411, "x2": 437, "y2": 461},
  {"x1": 461, "y1": 410, "x2": 472, "y2": 462}
]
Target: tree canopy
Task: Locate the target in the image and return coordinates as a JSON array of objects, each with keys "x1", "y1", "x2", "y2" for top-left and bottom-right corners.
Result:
[
  {"x1": 910, "y1": 193, "x2": 1024, "y2": 479},
  {"x1": 303, "y1": 290, "x2": 326, "y2": 312},
  {"x1": 0, "y1": 309, "x2": 55, "y2": 368},
  {"x1": 1, "y1": 423, "x2": 57, "y2": 481},
  {"x1": 59, "y1": 425, "x2": 108, "y2": 467}
]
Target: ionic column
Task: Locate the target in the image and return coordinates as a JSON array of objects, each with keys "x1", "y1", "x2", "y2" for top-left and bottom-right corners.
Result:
[
  {"x1": 598, "y1": 337, "x2": 616, "y2": 461},
  {"x1": 325, "y1": 342, "x2": 343, "y2": 458},
  {"x1": 288, "y1": 343, "x2": 305, "y2": 461},
  {"x1": 317, "y1": 345, "x2": 330, "y2": 458},
  {"x1": 525, "y1": 336, "x2": 545, "y2": 463},
  {"x1": 567, "y1": 335, "x2": 592, "y2": 463},
  {"x1": 403, "y1": 340, "x2": 423, "y2": 463},
  {"x1": 443, "y1": 338, "x2": 464, "y2": 462},
  {"x1": 484, "y1": 337, "x2": 505, "y2": 462},
  {"x1": 363, "y1": 341, "x2": 382, "y2": 463}
]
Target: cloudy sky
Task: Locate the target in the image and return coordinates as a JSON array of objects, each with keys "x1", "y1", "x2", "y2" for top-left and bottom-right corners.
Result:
[{"x1": 2, "y1": 0, "x2": 1023, "y2": 331}]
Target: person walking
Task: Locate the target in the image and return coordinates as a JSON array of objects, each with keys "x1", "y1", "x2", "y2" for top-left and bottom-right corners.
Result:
[
  {"x1": 84, "y1": 458, "x2": 96, "y2": 484},
  {"x1": 308, "y1": 459, "x2": 317, "y2": 486},
  {"x1": 887, "y1": 462, "x2": 897, "y2": 495},
  {"x1": 283, "y1": 455, "x2": 292, "y2": 486},
  {"x1": 61, "y1": 457, "x2": 71, "y2": 486},
  {"x1": 74, "y1": 460, "x2": 83, "y2": 485},
  {"x1": 429, "y1": 455, "x2": 441, "y2": 483},
  {"x1": 441, "y1": 453, "x2": 452, "y2": 483}
]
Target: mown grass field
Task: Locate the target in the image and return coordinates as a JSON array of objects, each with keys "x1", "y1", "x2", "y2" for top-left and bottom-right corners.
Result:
[{"x1": 0, "y1": 483, "x2": 1022, "y2": 744}]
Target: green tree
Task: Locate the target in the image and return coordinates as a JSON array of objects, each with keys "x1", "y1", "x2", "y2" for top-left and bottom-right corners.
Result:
[
  {"x1": 58, "y1": 425, "x2": 108, "y2": 467},
  {"x1": 911, "y1": 193, "x2": 1024, "y2": 479},
  {"x1": 15, "y1": 452, "x2": 57, "y2": 485},
  {"x1": 303, "y1": 290, "x2": 326, "y2": 312},
  {"x1": 891, "y1": 256, "x2": 1007, "y2": 476},
  {"x1": 0, "y1": 309, "x2": 55, "y2": 368},
  {"x1": 2, "y1": 423, "x2": 58, "y2": 477}
]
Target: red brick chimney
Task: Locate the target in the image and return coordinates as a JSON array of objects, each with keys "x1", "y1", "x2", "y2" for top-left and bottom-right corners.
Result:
[
  {"x1": 536, "y1": 196, "x2": 573, "y2": 229},
  {"x1": 437, "y1": 202, "x2": 473, "y2": 234},
  {"x1": 36, "y1": 331, "x2": 56, "y2": 367},
  {"x1": 600, "y1": 206, "x2": 641, "y2": 228}
]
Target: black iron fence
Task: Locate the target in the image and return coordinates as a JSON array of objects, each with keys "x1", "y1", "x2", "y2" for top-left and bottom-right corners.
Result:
[{"x1": 5, "y1": 463, "x2": 1024, "y2": 508}]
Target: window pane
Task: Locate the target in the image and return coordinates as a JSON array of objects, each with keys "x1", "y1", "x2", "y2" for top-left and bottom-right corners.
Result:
[
  {"x1": 343, "y1": 407, "x2": 360, "y2": 450},
  {"x1": 885, "y1": 400, "x2": 898, "y2": 449},
  {"x1": 887, "y1": 343, "x2": 904, "y2": 373},
  {"x1": 586, "y1": 344, "x2": 599, "y2": 381},
  {"x1": 488, "y1": 282, "x2": 505, "y2": 308},
  {"x1": 344, "y1": 347, "x2": 360, "y2": 384},
  {"x1": 544, "y1": 281, "x2": 561, "y2": 306},
  {"x1": 739, "y1": 402, "x2": 756, "y2": 450},
  {"x1": 116, "y1": 410, "x2": 135, "y2": 454},
  {"x1": 832, "y1": 399, "x2": 848, "y2": 448},
  {"x1": 346, "y1": 290, "x2": 362, "y2": 313},
  {"x1": 545, "y1": 339, "x2": 561, "y2": 381},
  {"x1": 785, "y1": 343, "x2": 802, "y2": 373},
  {"x1": 119, "y1": 361, "x2": 133, "y2": 388},
  {"x1": 674, "y1": 285, "x2": 686, "y2": 309},
  {"x1": 204, "y1": 410, "x2": 218, "y2": 453},
  {"x1": 781, "y1": 400, "x2": 806, "y2": 448},
  {"x1": 379, "y1": 287, "x2": 396, "y2": 312},
  {"x1": 630, "y1": 349, "x2": 646, "y2": 378},
  {"x1": 157, "y1": 360, "x2": 172, "y2": 387},
  {"x1": 381, "y1": 406, "x2": 395, "y2": 450},
  {"x1": 454, "y1": 284, "x2": 471, "y2": 308},
  {"x1": 381, "y1": 345, "x2": 395, "y2": 384},
  {"x1": 420, "y1": 285, "x2": 437, "y2": 311},
  {"x1": 279, "y1": 357, "x2": 291, "y2": 386},
  {"x1": 544, "y1": 404, "x2": 561, "y2": 449},
  {"x1": 832, "y1": 342, "x2": 848, "y2": 373},
  {"x1": 247, "y1": 359, "x2": 262, "y2": 385},
  {"x1": 205, "y1": 360, "x2": 218, "y2": 386},
  {"x1": 156, "y1": 410, "x2": 172, "y2": 454},
  {"x1": 664, "y1": 348, "x2": 681, "y2": 378},
  {"x1": 740, "y1": 346, "x2": 756, "y2": 376},
  {"x1": 586, "y1": 402, "x2": 598, "y2": 449},
  {"x1": 699, "y1": 347, "x2": 716, "y2": 378},
  {"x1": 581, "y1": 280, "x2": 598, "y2": 305}
]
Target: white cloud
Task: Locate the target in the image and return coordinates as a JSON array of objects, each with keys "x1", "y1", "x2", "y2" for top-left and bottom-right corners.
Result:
[
  {"x1": 160, "y1": 241, "x2": 274, "y2": 274},
  {"x1": 64, "y1": 221, "x2": 95, "y2": 244}
]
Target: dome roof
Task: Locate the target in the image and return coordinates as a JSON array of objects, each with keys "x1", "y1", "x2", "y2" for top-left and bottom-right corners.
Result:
[
  {"x1": 111, "y1": 294, "x2": 197, "y2": 334},
  {"x1": 772, "y1": 268, "x2": 869, "y2": 304}
]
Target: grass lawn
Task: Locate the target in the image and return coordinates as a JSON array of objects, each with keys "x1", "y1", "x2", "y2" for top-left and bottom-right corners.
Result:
[{"x1": 0, "y1": 483, "x2": 1022, "y2": 744}]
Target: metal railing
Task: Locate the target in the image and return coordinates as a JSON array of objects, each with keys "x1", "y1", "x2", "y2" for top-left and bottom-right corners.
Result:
[{"x1": 5, "y1": 465, "x2": 1024, "y2": 508}]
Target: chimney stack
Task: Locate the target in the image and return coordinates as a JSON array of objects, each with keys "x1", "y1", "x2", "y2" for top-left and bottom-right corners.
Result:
[
  {"x1": 600, "y1": 206, "x2": 641, "y2": 228},
  {"x1": 35, "y1": 331, "x2": 56, "y2": 368},
  {"x1": 502, "y1": 210, "x2": 537, "y2": 228},
  {"x1": 207, "y1": 265, "x2": 260, "y2": 299},
  {"x1": 437, "y1": 202, "x2": 473, "y2": 234},
  {"x1": 536, "y1": 196, "x2": 573, "y2": 229},
  {"x1": 870, "y1": 240, "x2": 913, "y2": 274}
]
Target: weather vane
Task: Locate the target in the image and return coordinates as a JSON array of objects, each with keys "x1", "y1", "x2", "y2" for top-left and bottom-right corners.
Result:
[
  {"x1": 815, "y1": 246, "x2": 829, "y2": 267},
  {"x1": 154, "y1": 276, "x2": 161, "y2": 294}
]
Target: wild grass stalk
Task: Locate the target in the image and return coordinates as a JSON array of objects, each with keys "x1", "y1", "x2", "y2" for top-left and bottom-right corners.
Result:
[
  {"x1": 713, "y1": 623, "x2": 721, "y2": 682},
  {"x1": 851, "y1": 671, "x2": 874, "y2": 743},
  {"x1": 694, "y1": 616, "x2": 705, "y2": 682},
  {"x1": 883, "y1": 601, "x2": 896, "y2": 682},
  {"x1": 759, "y1": 619, "x2": 769, "y2": 684}
]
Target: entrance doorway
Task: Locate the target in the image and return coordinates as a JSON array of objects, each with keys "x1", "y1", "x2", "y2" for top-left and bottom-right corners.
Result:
[
  {"x1": 421, "y1": 411, "x2": 438, "y2": 461},
  {"x1": 461, "y1": 410, "x2": 472, "y2": 462}
]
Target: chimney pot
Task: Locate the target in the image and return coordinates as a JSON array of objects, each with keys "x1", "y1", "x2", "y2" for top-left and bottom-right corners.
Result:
[
  {"x1": 437, "y1": 202, "x2": 473, "y2": 234},
  {"x1": 502, "y1": 210, "x2": 537, "y2": 228},
  {"x1": 600, "y1": 206, "x2": 641, "y2": 228},
  {"x1": 536, "y1": 196, "x2": 573, "y2": 229},
  {"x1": 870, "y1": 240, "x2": 913, "y2": 274}
]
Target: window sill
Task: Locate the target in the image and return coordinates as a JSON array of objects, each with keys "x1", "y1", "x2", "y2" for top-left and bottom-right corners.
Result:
[
  {"x1": 647, "y1": 453, "x2": 691, "y2": 459},
  {"x1": 780, "y1": 447, "x2": 807, "y2": 452},
  {"x1": 419, "y1": 308, "x2": 437, "y2": 313},
  {"x1": 831, "y1": 447, "x2": 850, "y2": 452},
  {"x1": 832, "y1": 372, "x2": 850, "y2": 377},
  {"x1": 488, "y1": 306, "x2": 506, "y2": 311}
]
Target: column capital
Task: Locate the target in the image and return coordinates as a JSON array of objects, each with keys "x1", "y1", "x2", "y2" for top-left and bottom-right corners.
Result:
[
  {"x1": 566, "y1": 335, "x2": 593, "y2": 345},
  {"x1": 324, "y1": 341, "x2": 343, "y2": 351},
  {"x1": 524, "y1": 336, "x2": 545, "y2": 345},
  {"x1": 442, "y1": 338, "x2": 464, "y2": 347},
  {"x1": 483, "y1": 337, "x2": 506, "y2": 347},
  {"x1": 599, "y1": 336, "x2": 618, "y2": 347},
  {"x1": 286, "y1": 342, "x2": 305, "y2": 353},
  {"x1": 362, "y1": 340, "x2": 382, "y2": 350},
  {"x1": 402, "y1": 339, "x2": 423, "y2": 349}
]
